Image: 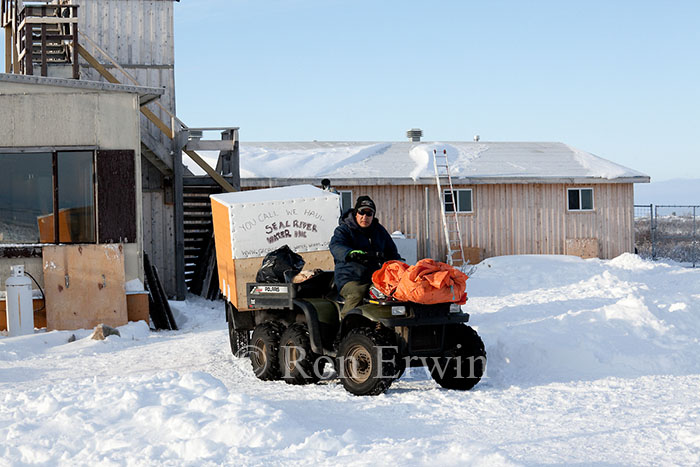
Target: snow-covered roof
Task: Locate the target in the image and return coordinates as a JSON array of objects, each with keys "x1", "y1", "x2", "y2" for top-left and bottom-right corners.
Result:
[{"x1": 227, "y1": 141, "x2": 649, "y2": 186}]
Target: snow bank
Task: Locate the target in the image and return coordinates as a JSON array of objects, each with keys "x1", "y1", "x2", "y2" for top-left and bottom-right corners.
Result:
[
  {"x1": 465, "y1": 253, "x2": 700, "y2": 386},
  {"x1": 2, "y1": 256, "x2": 700, "y2": 465}
]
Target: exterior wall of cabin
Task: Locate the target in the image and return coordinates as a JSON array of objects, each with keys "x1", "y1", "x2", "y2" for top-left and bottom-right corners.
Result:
[
  {"x1": 0, "y1": 81, "x2": 143, "y2": 289},
  {"x1": 78, "y1": 0, "x2": 178, "y2": 295},
  {"x1": 331, "y1": 182, "x2": 635, "y2": 262}
]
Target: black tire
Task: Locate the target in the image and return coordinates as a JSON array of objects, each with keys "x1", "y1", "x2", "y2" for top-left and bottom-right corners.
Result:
[
  {"x1": 429, "y1": 324, "x2": 486, "y2": 390},
  {"x1": 227, "y1": 304, "x2": 250, "y2": 357},
  {"x1": 278, "y1": 323, "x2": 322, "y2": 385},
  {"x1": 250, "y1": 321, "x2": 286, "y2": 381},
  {"x1": 337, "y1": 327, "x2": 398, "y2": 396}
]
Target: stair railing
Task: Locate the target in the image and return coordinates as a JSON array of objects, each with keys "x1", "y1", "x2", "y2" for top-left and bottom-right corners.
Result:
[
  {"x1": 13, "y1": 1, "x2": 78, "y2": 78},
  {"x1": 76, "y1": 31, "x2": 236, "y2": 192}
]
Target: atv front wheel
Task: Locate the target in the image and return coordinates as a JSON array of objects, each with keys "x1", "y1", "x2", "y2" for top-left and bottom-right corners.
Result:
[
  {"x1": 250, "y1": 321, "x2": 286, "y2": 380},
  {"x1": 227, "y1": 304, "x2": 250, "y2": 357},
  {"x1": 278, "y1": 323, "x2": 322, "y2": 385},
  {"x1": 337, "y1": 327, "x2": 398, "y2": 396},
  {"x1": 429, "y1": 324, "x2": 486, "y2": 390}
]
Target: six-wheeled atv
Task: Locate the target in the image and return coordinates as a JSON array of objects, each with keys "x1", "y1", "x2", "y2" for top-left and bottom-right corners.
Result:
[{"x1": 226, "y1": 271, "x2": 486, "y2": 395}]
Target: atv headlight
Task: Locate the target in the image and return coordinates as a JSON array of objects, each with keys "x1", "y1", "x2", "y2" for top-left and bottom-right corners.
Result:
[
  {"x1": 449, "y1": 303, "x2": 463, "y2": 313},
  {"x1": 391, "y1": 305, "x2": 407, "y2": 316}
]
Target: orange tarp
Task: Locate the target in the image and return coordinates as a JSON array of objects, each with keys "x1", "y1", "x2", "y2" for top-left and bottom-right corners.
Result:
[{"x1": 372, "y1": 258, "x2": 469, "y2": 305}]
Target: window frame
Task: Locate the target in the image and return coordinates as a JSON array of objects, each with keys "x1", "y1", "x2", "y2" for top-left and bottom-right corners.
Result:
[
  {"x1": 566, "y1": 187, "x2": 594, "y2": 212},
  {"x1": 443, "y1": 188, "x2": 473, "y2": 214},
  {"x1": 339, "y1": 190, "x2": 353, "y2": 213},
  {"x1": 0, "y1": 148, "x2": 97, "y2": 245}
]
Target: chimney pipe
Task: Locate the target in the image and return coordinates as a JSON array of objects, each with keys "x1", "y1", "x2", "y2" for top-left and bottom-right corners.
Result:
[{"x1": 406, "y1": 128, "x2": 423, "y2": 142}]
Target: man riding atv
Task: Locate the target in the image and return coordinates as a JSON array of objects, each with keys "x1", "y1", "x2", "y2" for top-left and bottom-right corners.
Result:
[
  {"x1": 214, "y1": 185, "x2": 486, "y2": 396},
  {"x1": 329, "y1": 195, "x2": 402, "y2": 315}
]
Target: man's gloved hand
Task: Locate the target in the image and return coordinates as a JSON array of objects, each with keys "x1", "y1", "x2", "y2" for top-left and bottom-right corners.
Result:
[{"x1": 347, "y1": 250, "x2": 368, "y2": 262}]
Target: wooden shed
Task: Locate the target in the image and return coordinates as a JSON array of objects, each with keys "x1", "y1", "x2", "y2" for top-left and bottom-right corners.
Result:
[{"x1": 229, "y1": 141, "x2": 650, "y2": 263}]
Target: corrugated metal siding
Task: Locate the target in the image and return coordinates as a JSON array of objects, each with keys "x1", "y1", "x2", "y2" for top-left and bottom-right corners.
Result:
[
  {"x1": 332, "y1": 182, "x2": 635, "y2": 261},
  {"x1": 77, "y1": 0, "x2": 177, "y2": 294}
]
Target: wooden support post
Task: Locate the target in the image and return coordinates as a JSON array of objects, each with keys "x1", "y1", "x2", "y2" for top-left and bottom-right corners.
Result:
[
  {"x1": 174, "y1": 147, "x2": 186, "y2": 300},
  {"x1": 72, "y1": 16, "x2": 78, "y2": 79},
  {"x1": 12, "y1": 16, "x2": 19, "y2": 73},
  {"x1": 4, "y1": 25, "x2": 11, "y2": 73},
  {"x1": 24, "y1": 22, "x2": 32, "y2": 75},
  {"x1": 40, "y1": 23, "x2": 47, "y2": 76}
]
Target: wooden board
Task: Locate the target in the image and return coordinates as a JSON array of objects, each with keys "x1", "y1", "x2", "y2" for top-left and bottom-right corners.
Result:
[
  {"x1": 566, "y1": 238, "x2": 599, "y2": 259},
  {"x1": 0, "y1": 299, "x2": 46, "y2": 331},
  {"x1": 43, "y1": 244, "x2": 128, "y2": 330},
  {"x1": 463, "y1": 247, "x2": 484, "y2": 265},
  {"x1": 232, "y1": 250, "x2": 334, "y2": 311},
  {"x1": 126, "y1": 292, "x2": 149, "y2": 324},
  {"x1": 97, "y1": 150, "x2": 137, "y2": 243}
]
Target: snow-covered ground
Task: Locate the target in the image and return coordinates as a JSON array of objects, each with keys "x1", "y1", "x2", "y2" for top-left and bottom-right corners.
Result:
[{"x1": 2, "y1": 254, "x2": 700, "y2": 466}]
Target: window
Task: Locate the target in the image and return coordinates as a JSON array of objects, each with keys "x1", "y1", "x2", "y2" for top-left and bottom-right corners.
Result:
[
  {"x1": 444, "y1": 189, "x2": 473, "y2": 213},
  {"x1": 567, "y1": 188, "x2": 594, "y2": 211},
  {"x1": 339, "y1": 190, "x2": 353, "y2": 213},
  {"x1": 0, "y1": 150, "x2": 95, "y2": 244}
]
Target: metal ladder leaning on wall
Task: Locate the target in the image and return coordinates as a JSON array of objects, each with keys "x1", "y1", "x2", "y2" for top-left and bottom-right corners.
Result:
[{"x1": 433, "y1": 149, "x2": 466, "y2": 268}]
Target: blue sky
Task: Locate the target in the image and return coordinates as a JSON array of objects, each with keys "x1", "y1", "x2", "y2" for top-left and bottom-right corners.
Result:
[
  {"x1": 2, "y1": 1, "x2": 697, "y2": 182},
  {"x1": 171, "y1": 0, "x2": 698, "y2": 182}
]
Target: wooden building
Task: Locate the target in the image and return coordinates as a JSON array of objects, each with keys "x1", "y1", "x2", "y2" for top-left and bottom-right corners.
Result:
[
  {"x1": 2, "y1": 0, "x2": 238, "y2": 300},
  {"x1": 232, "y1": 140, "x2": 650, "y2": 263}
]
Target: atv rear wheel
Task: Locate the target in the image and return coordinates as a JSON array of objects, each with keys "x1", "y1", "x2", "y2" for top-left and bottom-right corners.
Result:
[
  {"x1": 227, "y1": 304, "x2": 250, "y2": 357},
  {"x1": 429, "y1": 324, "x2": 486, "y2": 390},
  {"x1": 278, "y1": 323, "x2": 322, "y2": 385},
  {"x1": 337, "y1": 327, "x2": 398, "y2": 396},
  {"x1": 250, "y1": 321, "x2": 286, "y2": 381}
]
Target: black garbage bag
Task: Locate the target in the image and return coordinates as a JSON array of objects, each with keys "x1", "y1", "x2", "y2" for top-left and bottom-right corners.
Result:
[{"x1": 255, "y1": 245, "x2": 305, "y2": 283}]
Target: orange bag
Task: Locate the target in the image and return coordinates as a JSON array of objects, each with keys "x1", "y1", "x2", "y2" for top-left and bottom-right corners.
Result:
[
  {"x1": 394, "y1": 258, "x2": 469, "y2": 305},
  {"x1": 371, "y1": 260, "x2": 410, "y2": 296}
]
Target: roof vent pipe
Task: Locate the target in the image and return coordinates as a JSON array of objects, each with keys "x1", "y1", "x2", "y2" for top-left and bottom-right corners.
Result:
[
  {"x1": 406, "y1": 128, "x2": 423, "y2": 142},
  {"x1": 474, "y1": 135, "x2": 480, "y2": 142}
]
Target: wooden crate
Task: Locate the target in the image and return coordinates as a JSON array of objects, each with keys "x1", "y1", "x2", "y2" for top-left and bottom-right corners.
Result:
[{"x1": 126, "y1": 292, "x2": 150, "y2": 324}]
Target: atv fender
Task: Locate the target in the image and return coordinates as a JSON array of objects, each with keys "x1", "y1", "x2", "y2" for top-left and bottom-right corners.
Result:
[
  {"x1": 292, "y1": 299, "x2": 336, "y2": 355},
  {"x1": 226, "y1": 302, "x2": 254, "y2": 330}
]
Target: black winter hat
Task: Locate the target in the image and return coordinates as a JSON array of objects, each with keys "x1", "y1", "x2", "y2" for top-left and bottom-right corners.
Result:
[{"x1": 354, "y1": 195, "x2": 376, "y2": 213}]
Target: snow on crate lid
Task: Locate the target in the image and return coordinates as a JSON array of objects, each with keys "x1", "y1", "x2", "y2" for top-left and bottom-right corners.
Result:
[{"x1": 210, "y1": 184, "x2": 333, "y2": 206}]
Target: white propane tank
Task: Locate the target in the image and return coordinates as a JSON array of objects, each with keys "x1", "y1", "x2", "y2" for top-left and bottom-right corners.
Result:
[{"x1": 5, "y1": 265, "x2": 34, "y2": 336}]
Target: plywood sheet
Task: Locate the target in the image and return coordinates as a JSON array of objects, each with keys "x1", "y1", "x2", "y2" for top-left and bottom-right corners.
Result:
[
  {"x1": 463, "y1": 247, "x2": 484, "y2": 265},
  {"x1": 566, "y1": 238, "x2": 599, "y2": 259},
  {"x1": 232, "y1": 250, "x2": 334, "y2": 311},
  {"x1": 43, "y1": 244, "x2": 128, "y2": 330}
]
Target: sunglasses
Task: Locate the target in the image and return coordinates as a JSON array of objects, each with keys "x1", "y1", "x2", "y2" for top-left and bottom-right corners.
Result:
[{"x1": 358, "y1": 209, "x2": 375, "y2": 217}]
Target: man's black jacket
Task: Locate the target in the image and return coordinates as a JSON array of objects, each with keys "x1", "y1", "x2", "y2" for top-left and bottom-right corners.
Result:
[{"x1": 329, "y1": 209, "x2": 401, "y2": 292}]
